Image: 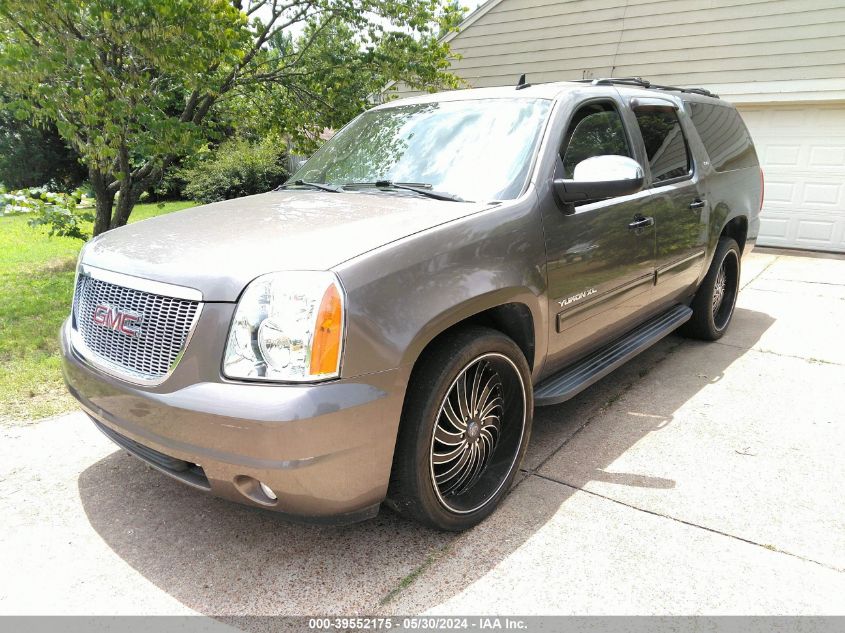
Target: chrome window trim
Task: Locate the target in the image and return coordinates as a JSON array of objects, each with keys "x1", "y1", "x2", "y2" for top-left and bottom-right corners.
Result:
[{"x1": 78, "y1": 264, "x2": 203, "y2": 301}]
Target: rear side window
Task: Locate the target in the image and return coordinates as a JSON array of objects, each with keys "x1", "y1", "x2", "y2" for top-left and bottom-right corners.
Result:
[
  {"x1": 634, "y1": 108, "x2": 691, "y2": 183},
  {"x1": 688, "y1": 102, "x2": 758, "y2": 172}
]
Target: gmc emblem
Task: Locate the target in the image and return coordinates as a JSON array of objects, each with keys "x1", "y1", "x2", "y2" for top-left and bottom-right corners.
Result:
[{"x1": 92, "y1": 304, "x2": 142, "y2": 337}]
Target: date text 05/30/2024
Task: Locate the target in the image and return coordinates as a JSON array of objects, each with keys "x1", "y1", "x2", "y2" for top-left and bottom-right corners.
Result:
[{"x1": 308, "y1": 617, "x2": 528, "y2": 630}]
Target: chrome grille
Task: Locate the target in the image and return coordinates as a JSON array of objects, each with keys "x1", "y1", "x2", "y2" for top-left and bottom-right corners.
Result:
[{"x1": 72, "y1": 273, "x2": 200, "y2": 383}]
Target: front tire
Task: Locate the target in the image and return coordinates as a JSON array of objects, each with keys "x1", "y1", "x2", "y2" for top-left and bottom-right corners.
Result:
[
  {"x1": 387, "y1": 326, "x2": 533, "y2": 531},
  {"x1": 682, "y1": 237, "x2": 741, "y2": 341}
]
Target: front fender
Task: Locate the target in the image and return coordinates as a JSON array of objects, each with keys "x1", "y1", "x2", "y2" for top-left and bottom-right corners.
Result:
[
  {"x1": 400, "y1": 285, "x2": 544, "y2": 374},
  {"x1": 334, "y1": 194, "x2": 548, "y2": 381}
]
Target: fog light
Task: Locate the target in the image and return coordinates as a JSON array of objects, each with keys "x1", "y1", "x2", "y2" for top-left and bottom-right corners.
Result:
[{"x1": 259, "y1": 481, "x2": 277, "y2": 500}]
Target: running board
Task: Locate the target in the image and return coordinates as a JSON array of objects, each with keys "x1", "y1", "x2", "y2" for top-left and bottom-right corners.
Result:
[{"x1": 534, "y1": 304, "x2": 692, "y2": 406}]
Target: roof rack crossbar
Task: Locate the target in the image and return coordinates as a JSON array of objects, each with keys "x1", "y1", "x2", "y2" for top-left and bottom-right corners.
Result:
[{"x1": 573, "y1": 76, "x2": 719, "y2": 99}]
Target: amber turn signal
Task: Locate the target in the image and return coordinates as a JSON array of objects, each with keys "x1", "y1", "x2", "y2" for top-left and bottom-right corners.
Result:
[{"x1": 309, "y1": 283, "x2": 343, "y2": 376}]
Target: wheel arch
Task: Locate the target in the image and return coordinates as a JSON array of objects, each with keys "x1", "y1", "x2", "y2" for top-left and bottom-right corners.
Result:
[
  {"x1": 400, "y1": 290, "x2": 543, "y2": 378},
  {"x1": 703, "y1": 202, "x2": 749, "y2": 276},
  {"x1": 721, "y1": 214, "x2": 748, "y2": 253}
]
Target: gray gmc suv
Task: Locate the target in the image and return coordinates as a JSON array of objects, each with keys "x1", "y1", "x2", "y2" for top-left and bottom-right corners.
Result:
[{"x1": 62, "y1": 77, "x2": 763, "y2": 530}]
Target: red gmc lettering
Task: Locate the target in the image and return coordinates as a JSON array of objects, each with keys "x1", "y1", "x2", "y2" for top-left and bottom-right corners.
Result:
[
  {"x1": 92, "y1": 305, "x2": 139, "y2": 337},
  {"x1": 92, "y1": 305, "x2": 113, "y2": 327}
]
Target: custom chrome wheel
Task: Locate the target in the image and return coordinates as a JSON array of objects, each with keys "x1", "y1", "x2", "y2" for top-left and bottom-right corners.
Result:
[
  {"x1": 387, "y1": 327, "x2": 533, "y2": 531},
  {"x1": 429, "y1": 352, "x2": 526, "y2": 514},
  {"x1": 682, "y1": 237, "x2": 741, "y2": 341},
  {"x1": 712, "y1": 248, "x2": 739, "y2": 332},
  {"x1": 712, "y1": 263, "x2": 727, "y2": 317}
]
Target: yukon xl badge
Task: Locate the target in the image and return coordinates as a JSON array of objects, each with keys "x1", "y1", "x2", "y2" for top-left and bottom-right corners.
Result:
[
  {"x1": 557, "y1": 288, "x2": 598, "y2": 308},
  {"x1": 92, "y1": 304, "x2": 143, "y2": 337}
]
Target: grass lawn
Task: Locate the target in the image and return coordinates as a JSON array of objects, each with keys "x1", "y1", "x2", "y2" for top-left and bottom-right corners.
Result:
[{"x1": 0, "y1": 200, "x2": 197, "y2": 425}]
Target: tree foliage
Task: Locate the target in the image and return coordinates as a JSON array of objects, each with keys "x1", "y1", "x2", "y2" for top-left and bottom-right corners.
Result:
[
  {"x1": 0, "y1": 0, "x2": 463, "y2": 235},
  {"x1": 0, "y1": 186, "x2": 93, "y2": 240}
]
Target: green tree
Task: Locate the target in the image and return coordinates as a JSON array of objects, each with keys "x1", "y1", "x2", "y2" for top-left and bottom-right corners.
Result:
[
  {"x1": 0, "y1": 0, "x2": 462, "y2": 236},
  {"x1": 0, "y1": 96, "x2": 86, "y2": 190}
]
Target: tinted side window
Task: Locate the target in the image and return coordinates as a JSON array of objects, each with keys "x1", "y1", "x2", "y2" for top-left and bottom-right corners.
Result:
[
  {"x1": 688, "y1": 102, "x2": 758, "y2": 172},
  {"x1": 634, "y1": 108, "x2": 690, "y2": 183},
  {"x1": 561, "y1": 103, "x2": 630, "y2": 179}
]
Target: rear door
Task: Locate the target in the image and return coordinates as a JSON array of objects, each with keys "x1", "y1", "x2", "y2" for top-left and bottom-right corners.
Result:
[
  {"x1": 627, "y1": 99, "x2": 709, "y2": 305},
  {"x1": 541, "y1": 97, "x2": 657, "y2": 371}
]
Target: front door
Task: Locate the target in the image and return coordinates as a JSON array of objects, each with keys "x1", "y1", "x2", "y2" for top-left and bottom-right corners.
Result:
[{"x1": 541, "y1": 99, "x2": 656, "y2": 372}]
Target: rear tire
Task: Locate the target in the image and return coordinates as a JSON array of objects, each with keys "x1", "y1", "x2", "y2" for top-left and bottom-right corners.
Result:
[
  {"x1": 682, "y1": 237, "x2": 741, "y2": 341},
  {"x1": 387, "y1": 326, "x2": 533, "y2": 531}
]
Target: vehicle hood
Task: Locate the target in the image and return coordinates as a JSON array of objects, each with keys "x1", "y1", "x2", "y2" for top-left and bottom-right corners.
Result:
[{"x1": 83, "y1": 191, "x2": 493, "y2": 301}]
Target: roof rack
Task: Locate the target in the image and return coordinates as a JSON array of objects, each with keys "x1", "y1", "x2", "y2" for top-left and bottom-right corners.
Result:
[{"x1": 574, "y1": 77, "x2": 719, "y2": 99}]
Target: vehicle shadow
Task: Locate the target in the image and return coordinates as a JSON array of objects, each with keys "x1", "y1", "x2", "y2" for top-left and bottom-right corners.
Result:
[
  {"x1": 377, "y1": 305, "x2": 776, "y2": 613},
  {"x1": 77, "y1": 306, "x2": 774, "y2": 621}
]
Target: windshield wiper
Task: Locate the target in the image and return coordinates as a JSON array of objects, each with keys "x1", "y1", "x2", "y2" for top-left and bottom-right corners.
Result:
[
  {"x1": 342, "y1": 180, "x2": 467, "y2": 202},
  {"x1": 276, "y1": 179, "x2": 342, "y2": 193}
]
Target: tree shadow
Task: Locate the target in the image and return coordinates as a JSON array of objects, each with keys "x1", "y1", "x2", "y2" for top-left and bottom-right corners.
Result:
[{"x1": 78, "y1": 306, "x2": 774, "y2": 621}]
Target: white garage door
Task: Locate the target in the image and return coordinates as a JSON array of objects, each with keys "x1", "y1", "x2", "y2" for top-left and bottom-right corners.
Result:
[{"x1": 738, "y1": 105, "x2": 845, "y2": 253}]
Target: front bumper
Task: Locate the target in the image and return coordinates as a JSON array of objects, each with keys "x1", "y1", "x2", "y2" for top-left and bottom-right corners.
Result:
[{"x1": 60, "y1": 319, "x2": 406, "y2": 523}]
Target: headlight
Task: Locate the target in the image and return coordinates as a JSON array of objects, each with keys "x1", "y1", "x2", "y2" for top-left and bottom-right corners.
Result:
[{"x1": 223, "y1": 271, "x2": 345, "y2": 382}]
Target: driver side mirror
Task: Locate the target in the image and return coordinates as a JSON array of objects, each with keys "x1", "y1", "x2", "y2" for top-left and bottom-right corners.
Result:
[{"x1": 553, "y1": 155, "x2": 644, "y2": 207}]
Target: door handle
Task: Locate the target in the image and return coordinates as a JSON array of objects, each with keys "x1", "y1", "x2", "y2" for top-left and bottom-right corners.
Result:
[
  {"x1": 689, "y1": 198, "x2": 706, "y2": 209},
  {"x1": 628, "y1": 215, "x2": 654, "y2": 230}
]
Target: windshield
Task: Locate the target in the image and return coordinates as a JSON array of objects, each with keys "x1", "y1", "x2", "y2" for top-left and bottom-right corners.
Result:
[{"x1": 290, "y1": 98, "x2": 552, "y2": 202}]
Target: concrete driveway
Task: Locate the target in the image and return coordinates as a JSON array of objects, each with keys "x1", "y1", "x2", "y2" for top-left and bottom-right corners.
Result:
[{"x1": 1, "y1": 250, "x2": 843, "y2": 618}]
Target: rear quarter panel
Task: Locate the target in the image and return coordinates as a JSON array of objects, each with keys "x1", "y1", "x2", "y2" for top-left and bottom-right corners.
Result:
[
  {"x1": 703, "y1": 166, "x2": 762, "y2": 254},
  {"x1": 682, "y1": 101, "x2": 763, "y2": 265}
]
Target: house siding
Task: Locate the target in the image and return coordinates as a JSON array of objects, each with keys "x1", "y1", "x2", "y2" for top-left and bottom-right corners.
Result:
[{"x1": 392, "y1": 0, "x2": 845, "y2": 102}]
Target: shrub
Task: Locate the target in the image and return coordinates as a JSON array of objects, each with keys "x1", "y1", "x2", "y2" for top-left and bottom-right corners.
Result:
[
  {"x1": 180, "y1": 136, "x2": 289, "y2": 204},
  {"x1": 145, "y1": 166, "x2": 189, "y2": 202},
  {"x1": 0, "y1": 186, "x2": 93, "y2": 240}
]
